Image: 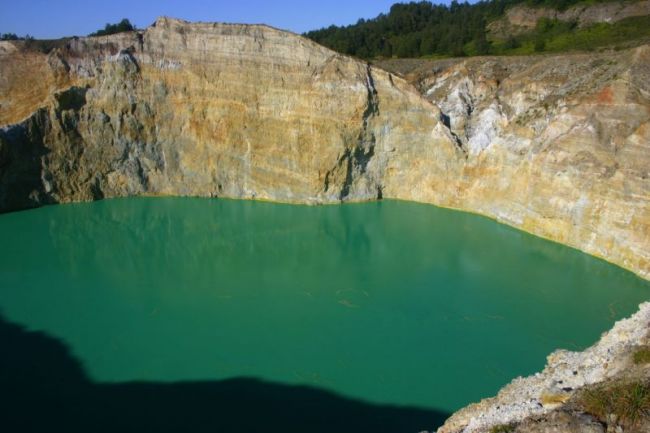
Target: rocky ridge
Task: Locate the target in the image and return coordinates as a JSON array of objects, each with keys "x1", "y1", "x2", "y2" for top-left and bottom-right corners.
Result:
[{"x1": 487, "y1": 0, "x2": 650, "y2": 38}]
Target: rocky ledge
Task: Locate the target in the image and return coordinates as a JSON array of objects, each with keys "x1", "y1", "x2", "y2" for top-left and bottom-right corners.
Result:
[{"x1": 437, "y1": 302, "x2": 650, "y2": 433}]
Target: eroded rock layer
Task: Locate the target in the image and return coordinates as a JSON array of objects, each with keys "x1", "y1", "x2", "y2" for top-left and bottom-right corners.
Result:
[
  {"x1": 0, "y1": 18, "x2": 459, "y2": 210},
  {"x1": 0, "y1": 18, "x2": 648, "y2": 281}
]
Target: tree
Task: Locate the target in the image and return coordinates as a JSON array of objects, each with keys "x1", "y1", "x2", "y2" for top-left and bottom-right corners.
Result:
[
  {"x1": 0, "y1": 33, "x2": 19, "y2": 40},
  {"x1": 89, "y1": 19, "x2": 135, "y2": 37},
  {"x1": 505, "y1": 35, "x2": 520, "y2": 49},
  {"x1": 474, "y1": 29, "x2": 490, "y2": 55},
  {"x1": 304, "y1": 0, "x2": 575, "y2": 59},
  {"x1": 450, "y1": 39, "x2": 466, "y2": 57},
  {"x1": 380, "y1": 38, "x2": 393, "y2": 58},
  {"x1": 420, "y1": 33, "x2": 436, "y2": 56}
]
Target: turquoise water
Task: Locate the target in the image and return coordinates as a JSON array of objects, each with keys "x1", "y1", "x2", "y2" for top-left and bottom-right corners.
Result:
[{"x1": 0, "y1": 197, "x2": 647, "y2": 413}]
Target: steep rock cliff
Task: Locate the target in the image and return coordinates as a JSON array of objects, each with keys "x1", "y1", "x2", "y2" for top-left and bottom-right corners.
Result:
[
  {"x1": 378, "y1": 50, "x2": 650, "y2": 280},
  {"x1": 0, "y1": 18, "x2": 460, "y2": 211},
  {"x1": 0, "y1": 18, "x2": 648, "y2": 282},
  {"x1": 376, "y1": 51, "x2": 650, "y2": 433}
]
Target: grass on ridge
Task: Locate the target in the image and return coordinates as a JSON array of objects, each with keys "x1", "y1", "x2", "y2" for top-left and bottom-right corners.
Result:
[
  {"x1": 489, "y1": 423, "x2": 517, "y2": 433},
  {"x1": 577, "y1": 380, "x2": 650, "y2": 427},
  {"x1": 633, "y1": 346, "x2": 650, "y2": 365},
  {"x1": 483, "y1": 15, "x2": 650, "y2": 56}
]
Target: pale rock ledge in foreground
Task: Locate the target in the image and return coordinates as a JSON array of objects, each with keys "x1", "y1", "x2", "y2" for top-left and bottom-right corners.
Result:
[{"x1": 437, "y1": 302, "x2": 650, "y2": 433}]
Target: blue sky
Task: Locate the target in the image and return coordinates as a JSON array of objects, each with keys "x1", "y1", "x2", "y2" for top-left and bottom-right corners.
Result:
[{"x1": 0, "y1": 0, "x2": 411, "y2": 39}]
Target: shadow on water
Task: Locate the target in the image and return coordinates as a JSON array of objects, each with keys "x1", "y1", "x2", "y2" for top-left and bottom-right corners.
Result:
[{"x1": 0, "y1": 312, "x2": 450, "y2": 433}]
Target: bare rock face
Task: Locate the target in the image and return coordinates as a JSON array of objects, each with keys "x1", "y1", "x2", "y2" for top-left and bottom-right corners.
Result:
[
  {"x1": 1, "y1": 17, "x2": 650, "y2": 433},
  {"x1": 0, "y1": 17, "x2": 461, "y2": 209}
]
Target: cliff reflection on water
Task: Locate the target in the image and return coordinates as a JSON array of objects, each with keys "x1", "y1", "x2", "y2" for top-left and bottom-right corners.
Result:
[{"x1": 0, "y1": 197, "x2": 648, "y2": 417}]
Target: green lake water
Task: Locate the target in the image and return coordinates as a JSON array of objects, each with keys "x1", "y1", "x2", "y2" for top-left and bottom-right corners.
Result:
[{"x1": 0, "y1": 197, "x2": 648, "y2": 415}]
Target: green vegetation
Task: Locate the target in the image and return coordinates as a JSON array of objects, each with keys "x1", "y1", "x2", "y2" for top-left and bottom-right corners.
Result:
[
  {"x1": 1, "y1": 33, "x2": 33, "y2": 41},
  {"x1": 305, "y1": 0, "x2": 650, "y2": 59},
  {"x1": 523, "y1": 0, "x2": 634, "y2": 10},
  {"x1": 489, "y1": 15, "x2": 650, "y2": 55},
  {"x1": 578, "y1": 380, "x2": 650, "y2": 427},
  {"x1": 634, "y1": 347, "x2": 650, "y2": 365},
  {"x1": 89, "y1": 18, "x2": 135, "y2": 37},
  {"x1": 489, "y1": 423, "x2": 516, "y2": 433},
  {"x1": 306, "y1": 1, "x2": 520, "y2": 59}
]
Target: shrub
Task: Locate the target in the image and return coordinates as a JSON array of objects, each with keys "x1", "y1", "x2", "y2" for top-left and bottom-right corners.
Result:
[
  {"x1": 89, "y1": 19, "x2": 135, "y2": 37},
  {"x1": 633, "y1": 347, "x2": 650, "y2": 365},
  {"x1": 489, "y1": 424, "x2": 516, "y2": 433},
  {"x1": 504, "y1": 36, "x2": 520, "y2": 49},
  {"x1": 0, "y1": 33, "x2": 19, "y2": 40},
  {"x1": 578, "y1": 380, "x2": 650, "y2": 427}
]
